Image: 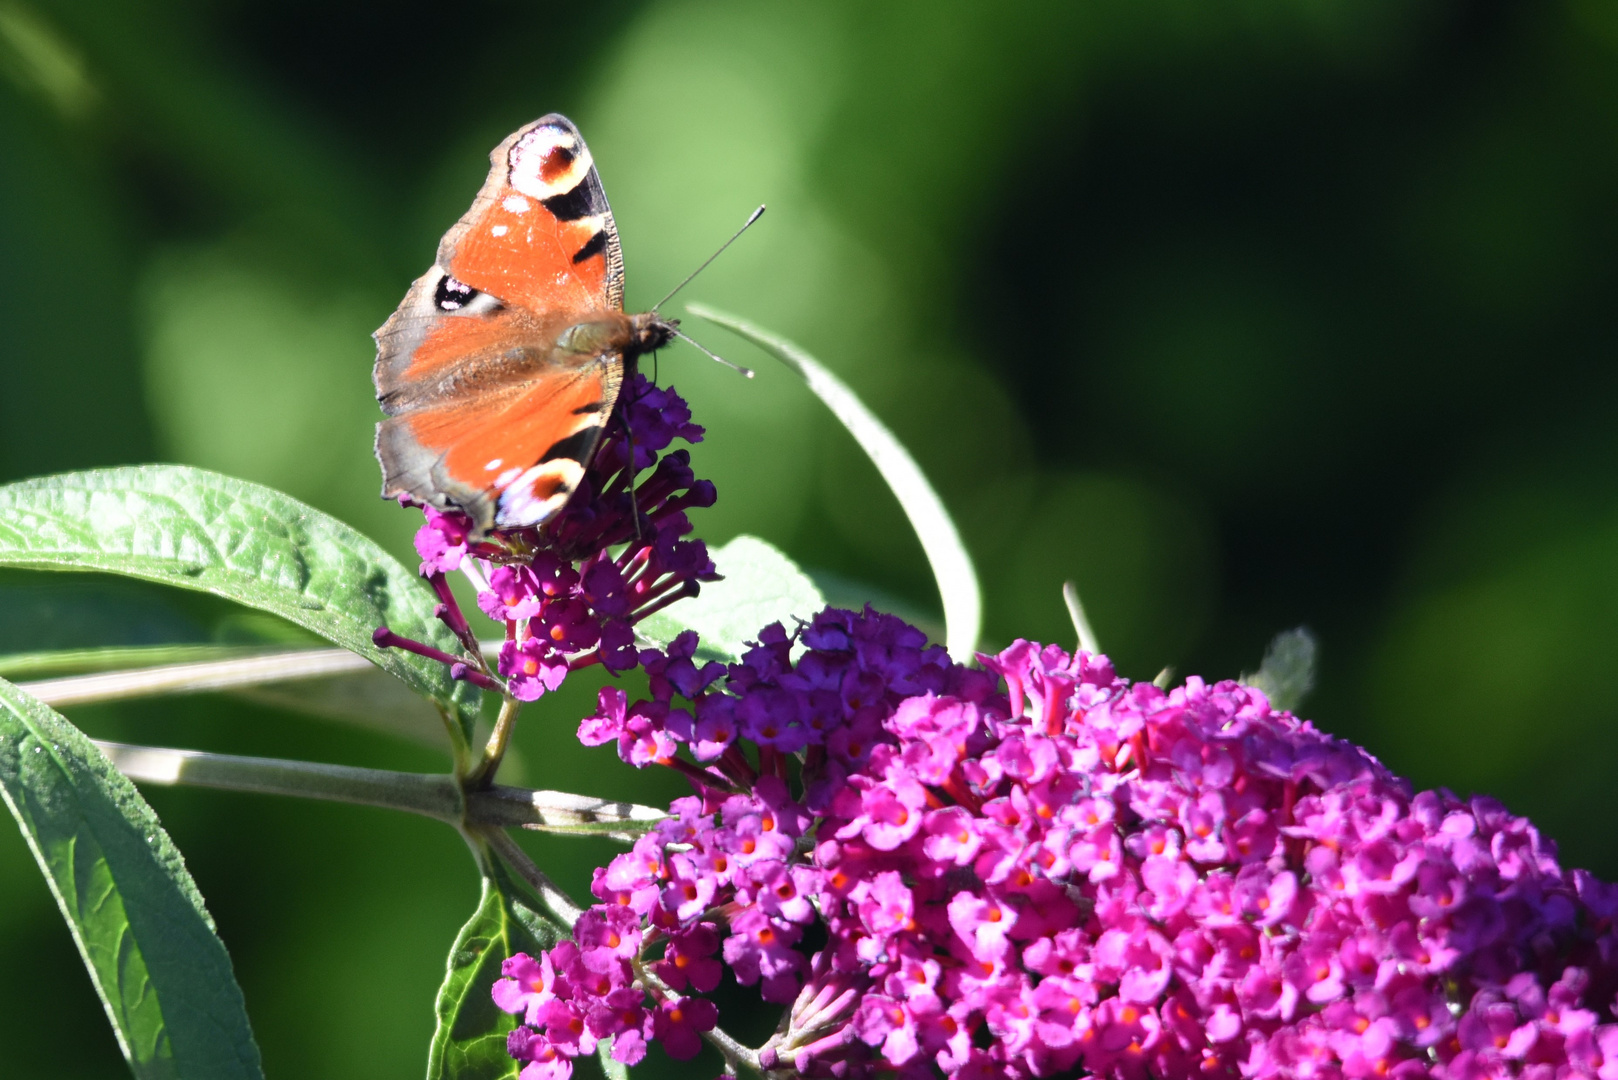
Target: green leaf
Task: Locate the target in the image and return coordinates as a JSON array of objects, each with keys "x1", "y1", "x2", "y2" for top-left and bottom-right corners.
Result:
[
  {"x1": 638, "y1": 534, "x2": 825, "y2": 664},
  {"x1": 1062, "y1": 580, "x2": 1102, "y2": 656},
  {"x1": 597, "y1": 1038, "x2": 631, "y2": 1080},
  {"x1": 1243, "y1": 626, "x2": 1318, "y2": 713},
  {"x1": 0, "y1": 466, "x2": 477, "y2": 744},
  {"x1": 427, "y1": 848, "x2": 568, "y2": 1080},
  {"x1": 0, "y1": 678, "x2": 263, "y2": 1080},
  {"x1": 688, "y1": 304, "x2": 983, "y2": 661}
]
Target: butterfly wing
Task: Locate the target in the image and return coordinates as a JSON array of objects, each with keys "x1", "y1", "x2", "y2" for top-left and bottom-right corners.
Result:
[{"x1": 374, "y1": 114, "x2": 629, "y2": 534}]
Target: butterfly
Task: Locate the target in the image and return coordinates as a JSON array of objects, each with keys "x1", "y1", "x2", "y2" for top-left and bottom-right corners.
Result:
[{"x1": 372, "y1": 114, "x2": 676, "y2": 537}]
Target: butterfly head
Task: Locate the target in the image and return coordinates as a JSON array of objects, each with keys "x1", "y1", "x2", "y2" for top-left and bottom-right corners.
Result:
[{"x1": 628, "y1": 311, "x2": 678, "y2": 357}]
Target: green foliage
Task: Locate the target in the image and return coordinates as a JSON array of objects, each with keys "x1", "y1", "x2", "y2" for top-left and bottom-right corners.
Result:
[
  {"x1": 427, "y1": 852, "x2": 566, "y2": 1080},
  {"x1": 1243, "y1": 628, "x2": 1318, "y2": 714},
  {"x1": 638, "y1": 534, "x2": 825, "y2": 664},
  {"x1": 3, "y1": 1, "x2": 1618, "y2": 1075},
  {"x1": 0, "y1": 466, "x2": 479, "y2": 746},
  {"x1": 691, "y1": 305, "x2": 982, "y2": 660},
  {"x1": 0, "y1": 677, "x2": 262, "y2": 1080}
]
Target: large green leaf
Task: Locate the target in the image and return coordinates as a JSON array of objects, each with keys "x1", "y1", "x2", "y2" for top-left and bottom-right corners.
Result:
[
  {"x1": 638, "y1": 534, "x2": 825, "y2": 664},
  {"x1": 0, "y1": 466, "x2": 478, "y2": 741},
  {"x1": 0, "y1": 678, "x2": 263, "y2": 1079},
  {"x1": 689, "y1": 304, "x2": 983, "y2": 661},
  {"x1": 428, "y1": 851, "x2": 567, "y2": 1080}
]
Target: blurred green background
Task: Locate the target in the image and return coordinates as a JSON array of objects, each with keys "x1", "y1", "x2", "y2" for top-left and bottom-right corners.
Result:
[{"x1": 3, "y1": 0, "x2": 1618, "y2": 1075}]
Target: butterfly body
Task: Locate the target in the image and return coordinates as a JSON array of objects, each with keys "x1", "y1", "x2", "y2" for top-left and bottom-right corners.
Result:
[{"x1": 373, "y1": 114, "x2": 673, "y2": 536}]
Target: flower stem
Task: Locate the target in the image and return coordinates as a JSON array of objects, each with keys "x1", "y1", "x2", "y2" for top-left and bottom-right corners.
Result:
[
  {"x1": 94, "y1": 738, "x2": 464, "y2": 821},
  {"x1": 426, "y1": 571, "x2": 480, "y2": 655},
  {"x1": 660, "y1": 753, "x2": 741, "y2": 794},
  {"x1": 480, "y1": 824, "x2": 583, "y2": 926},
  {"x1": 631, "y1": 580, "x2": 700, "y2": 624},
  {"x1": 470, "y1": 694, "x2": 522, "y2": 787},
  {"x1": 638, "y1": 963, "x2": 764, "y2": 1077},
  {"x1": 372, "y1": 627, "x2": 462, "y2": 667},
  {"x1": 567, "y1": 650, "x2": 603, "y2": 672},
  {"x1": 19, "y1": 646, "x2": 374, "y2": 707},
  {"x1": 94, "y1": 738, "x2": 666, "y2": 830},
  {"x1": 1061, "y1": 579, "x2": 1101, "y2": 656}
]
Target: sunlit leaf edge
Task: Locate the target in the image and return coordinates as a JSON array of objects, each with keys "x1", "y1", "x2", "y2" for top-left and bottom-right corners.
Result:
[{"x1": 687, "y1": 304, "x2": 983, "y2": 662}]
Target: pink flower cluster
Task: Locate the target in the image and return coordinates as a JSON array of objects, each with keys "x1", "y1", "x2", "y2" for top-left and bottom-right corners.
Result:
[
  {"x1": 375, "y1": 375, "x2": 717, "y2": 701},
  {"x1": 496, "y1": 608, "x2": 1618, "y2": 1080}
]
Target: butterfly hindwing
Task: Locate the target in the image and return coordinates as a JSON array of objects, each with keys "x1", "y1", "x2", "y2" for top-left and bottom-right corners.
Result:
[{"x1": 376, "y1": 361, "x2": 619, "y2": 531}]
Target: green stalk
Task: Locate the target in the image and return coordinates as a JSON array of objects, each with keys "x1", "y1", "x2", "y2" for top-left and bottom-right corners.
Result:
[
  {"x1": 638, "y1": 962, "x2": 764, "y2": 1077},
  {"x1": 22, "y1": 647, "x2": 375, "y2": 706},
  {"x1": 469, "y1": 693, "x2": 521, "y2": 787},
  {"x1": 480, "y1": 825, "x2": 583, "y2": 927},
  {"x1": 95, "y1": 739, "x2": 463, "y2": 821},
  {"x1": 94, "y1": 739, "x2": 666, "y2": 832}
]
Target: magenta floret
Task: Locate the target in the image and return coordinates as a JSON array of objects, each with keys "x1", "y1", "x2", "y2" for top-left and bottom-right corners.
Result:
[
  {"x1": 495, "y1": 607, "x2": 1618, "y2": 1079},
  {"x1": 377, "y1": 375, "x2": 718, "y2": 702}
]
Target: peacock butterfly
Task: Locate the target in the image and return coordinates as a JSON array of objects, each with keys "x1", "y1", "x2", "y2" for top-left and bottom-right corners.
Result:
[{"x1": 372, "y1": 114, "x2": 676, "y2": 537}]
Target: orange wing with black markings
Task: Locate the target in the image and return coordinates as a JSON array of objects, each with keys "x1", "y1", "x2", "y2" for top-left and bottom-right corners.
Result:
[{"x1": 373, "y1": 114, "x2": 636, "y2": 535}]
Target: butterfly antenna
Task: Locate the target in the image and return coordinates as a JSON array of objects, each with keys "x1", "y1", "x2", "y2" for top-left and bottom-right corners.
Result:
[
  {"x1": 651, "y1": 204, "x2": 766, "y2": 312},
  {"x1": 673, "y1": 329, "x2": 754, "y2": 378}
]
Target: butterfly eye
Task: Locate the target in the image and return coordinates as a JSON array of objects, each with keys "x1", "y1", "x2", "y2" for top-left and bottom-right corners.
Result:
[
  {"x1": 539, "y1": 144, "x2": 576, "y2": 183},
  {"x1": 433, "y1": 273, "x2": 502, "y2": 315},
  {"x1": 433, "y1": 274, "x2": 477, "y2": 311}
]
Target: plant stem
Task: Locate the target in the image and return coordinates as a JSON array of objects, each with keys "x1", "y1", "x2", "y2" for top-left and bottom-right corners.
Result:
[
  {"x1": 1062, "y1": 579, "x2": 1101, "y2": 656},
  {"x1": 94, "y1": 739, "x2": 666, "y2": 831},
  {"x1": 469, "y1": 694, "x2": 522, "y2": 787},
  {"x1": 480, "y1": 825, "x2": 583, "y2": 926},
  {"x1": 94, "y1": 739, "x2": 463, "y2": 821},
  {"x1": 467, "y1": 783, "x2": 666, "y2": 834},
  {"x1": 435, "y1": 703, "x2": 473, "y2": 778},
  {"x1": 638, "y1": 963, "x2": 765, "y2": 1077},
  {"x1": 17, "y1": 642, "x2": 509, "y2": 709},
  {"x1": 20, "y1": 647, "x2": 375, "y2": 706},
  {"x1": 0, "y1": 643, "x2": 268, "y2": 680},
  {"x1": 689, "y1": 302, "x2": 983, "y2": 663}
]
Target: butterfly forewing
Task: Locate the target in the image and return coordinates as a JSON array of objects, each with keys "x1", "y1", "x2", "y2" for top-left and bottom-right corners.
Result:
[{"x1": 373, "y1": 114, "x2": 631, "y2": 534}]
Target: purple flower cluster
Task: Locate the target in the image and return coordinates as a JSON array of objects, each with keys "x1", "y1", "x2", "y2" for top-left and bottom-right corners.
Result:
[
  {"x1": 496, "y1": 610, "x2": 1618, "y2": 1080},
  {"x1": 376, "y1": 376, "x2": 718, "y2": 701}
]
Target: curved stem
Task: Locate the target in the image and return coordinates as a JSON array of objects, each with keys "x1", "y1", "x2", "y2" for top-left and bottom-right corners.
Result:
[
  {"x1": 469, "y1": 693, "x2": 522, "y2": 787},
  {"x1": 637, "y1": 963, "x2": 765, "y2": 1077},
  {"x1": 436, "y1": 703, "x2": 473, "y2": 778},
  {"x1": 480, "y1": 825, "x2": 583, "y2": 926},
  {"x1": 689, "y1": 303, "x2": 983, "y2": 663}
]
